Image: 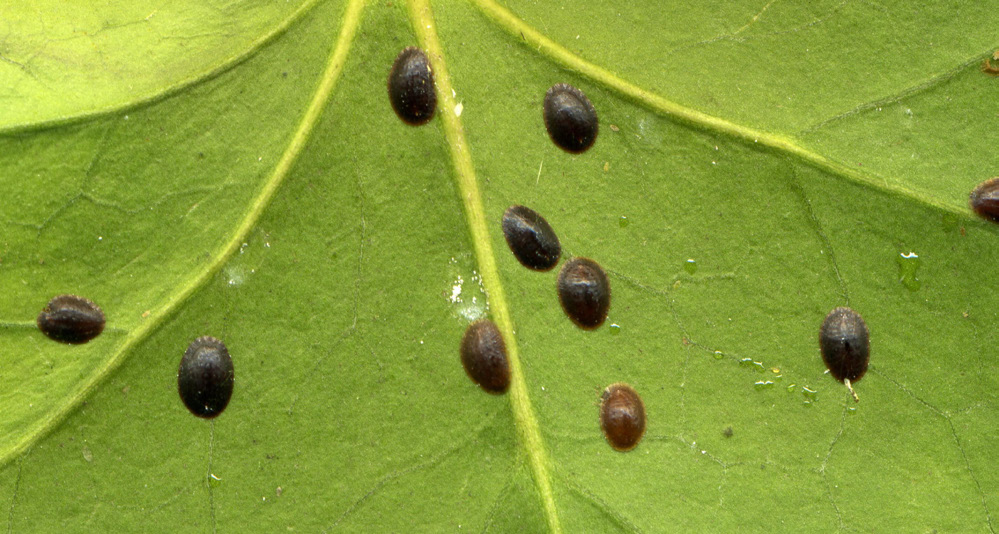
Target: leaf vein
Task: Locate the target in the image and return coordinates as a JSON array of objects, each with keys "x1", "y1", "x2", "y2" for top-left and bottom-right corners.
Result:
[
  {"x1": 0, "y1": 0, "x2": 325, "y2": 136},
  {"x1": 0, "y1": 0, "x2": 367, "y2": 469},
  {"x1": 798, "y1": 50, "x2": 995, "y2": 137},
  {"x1": 470, "y1": 0, "x2": 968, "y2": 219}
]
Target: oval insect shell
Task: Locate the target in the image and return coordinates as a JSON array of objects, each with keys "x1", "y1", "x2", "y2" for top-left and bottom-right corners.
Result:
[
  {"x1": 599, "y1": 383, "x2": 646, "y2": 452},
  {"x1": 387, "y1": 47, "x2": 437, "y2": 126},
  {"x1": 460, "y1": 320, "x2": 510, "y2": 394},
  {"x1": 969, "y1": 177, "x2": 999, "y2": 223},
  {"x1": 502, "y1": 205, "x2": 562, "y2": 271},
  {"x1": 37, "y1": 294, "x2": 105, "y2": 344},
  {"x1": 819, "y1": 307, "x2": 870, "y2": 383},
  {"x1": 557, "y1": 257, "x2": 610, "y2": 329},
  {"x1": 543, "y1": 83, "x2": 598, "y2": 154},
  {"x1": 178, "y1": 336, "x2": 235, "y2": 419}
]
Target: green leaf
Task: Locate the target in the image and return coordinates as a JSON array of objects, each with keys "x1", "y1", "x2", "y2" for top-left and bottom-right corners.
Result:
[{"x1": 2, "y1": 0, "x2": 997, "y2": 531}]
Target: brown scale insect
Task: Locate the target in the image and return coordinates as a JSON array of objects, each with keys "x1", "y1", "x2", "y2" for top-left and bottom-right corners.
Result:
[
  {"x1": 459, "y1": 320, "x2": 510, "y2": 394},
  {"x1": 981, "y1": 51, "x2": 999, "y2": 76},
  {"x1": 969, "y1": 177, "x2": 999, "y2": 222},
  {"x1": 599, "y1": 383, "x2": 646, "y2": 452}
]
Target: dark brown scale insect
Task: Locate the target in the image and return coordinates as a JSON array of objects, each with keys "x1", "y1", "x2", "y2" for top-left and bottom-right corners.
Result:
[
  {"x1": 37, "y1": 294, "x2": 105, "y2": 344},
  {"x1": 969, "y1": 177, "x2": 999, "y2": 222},
  {"x1": 459, "y1": 320, "x2": 510, "y2": 394},
  {"x1": 819, "y1": 307, "x2": 870, "y2": 402},
  {"x1": 387, "y1": 47, "x2": 436, "y2": 126},
  {"x1": 543, "y1": 83, "x2": 598, "y2": 153},
  {"x1": 502, "y1": 205, "x2": 562, "y2": 271},
  {"x1": 599, "y1": 383, "x2": 645, "y2": 452},
  {"x1": 557, "y1": 257, "x2": 610, "y2": 329},
  {"x1": 178, "y1": 336, "x2": 235, "y2": 418}
]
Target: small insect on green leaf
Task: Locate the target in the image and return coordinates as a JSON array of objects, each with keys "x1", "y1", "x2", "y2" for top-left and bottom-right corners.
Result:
[
  {"x1": 543, "y1": 83, "x2": 598, "y2": 153},
  {"x1": 178, "y1": 336, "x2": 235, "y2": 419},
  {"x1": 981, "y1": 50, "x2": 999, "y2": 76},
  {"x1": 819, "y1": 307, "x2": 870, "y2": 402},
  {"x1": 37, "y1": 294, "x2": 105, "y2": 344},
  {"x1": 599, "y1": 383, "x2": 646, "y2": 452},
  {"x1": 502, "y1": 205, "x2": 562, "y2": 271},
  {"x1": 387, "y1": 47, "x2": 436, "y2": 126},
  {"x1": 460, "y1": 320, "x2": 510, "y2": 394},
  {"x1": 969, "y1": 177, "x2": 999, "y2": 222},
  {"x1": 557, "y1": 257, "x2": 610, "y2": 330}
]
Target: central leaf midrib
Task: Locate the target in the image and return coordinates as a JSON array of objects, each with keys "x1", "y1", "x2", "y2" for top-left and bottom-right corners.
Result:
[{"x1": 406, "y1": 1, "x2": 563, "y2": 533}]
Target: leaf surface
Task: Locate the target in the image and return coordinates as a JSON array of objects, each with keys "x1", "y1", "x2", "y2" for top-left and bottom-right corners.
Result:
[{"x1": 2, "y1": 1, "x2": 997, "y2": 532}]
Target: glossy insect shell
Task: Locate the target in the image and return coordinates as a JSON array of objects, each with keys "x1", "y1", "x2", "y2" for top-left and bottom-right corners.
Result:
[
  {"x1": 460, "y1": 320, "x2": 510, "y2": 394},
  {"x1": 599, "y1": 383, "x2": 646, "y2": 452},
  {"x1": 557, "y1": 257, "x2": 610, "y2": 329},
  {"x1": 387, "y1": 47, "x2": 436, "y2": 126},
  {"x1": 543, "y1": 83, "x2": 598, "y2": 153},
  {"x1": 819, "y1": 307, "x2": 870, "y2": 383},
  {"x1": 37, "y1": 294, "x2": 105, "y2": 344},
  {"x1": 502, "y1": 205, "x2": 562, "y2": 271},
  {"x1": 178, "y1": 336, "x2": 235, "y2": 419},
  {"x1": 969, "y1": 177, "x2": 999, "y2": 222}
]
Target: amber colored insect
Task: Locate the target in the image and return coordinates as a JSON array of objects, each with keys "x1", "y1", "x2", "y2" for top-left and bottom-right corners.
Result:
[
  {"x1": 37, "y1": 294, "x2": 105, "y2": 344},
  {"x1": 981, "y1": 51, "x2": 999, "y2": 76},
  {"x1": 178, "y1": 336, "x2": 235, "y2": 418},
  {"x1": 502, "y1": 205, "x2": 562, "y2": 271},
  {"x1": 969, "y1": 177, "x2": 999, "y2": 222},
  {"x1": 557, "y1": 257, "x2": 610, "y2": 329},
  {"x1": 543, "y1": 83, "x2": 598, "y2": 153},
  {"x1": 819, "y1": 307, "x2": 870, "y2": 402},
  {"x1": 387, "y1": 47, "x2": 436, "y2": 125},
  {"x1": 460, "y1": 320, "x2": 510, "y2": 394},
  {"x1": 599, "y1": 383, "x2": 646, "y2": 451}
]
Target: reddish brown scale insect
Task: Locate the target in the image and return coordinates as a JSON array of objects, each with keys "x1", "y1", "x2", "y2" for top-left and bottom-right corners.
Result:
[
  {"x1": 459, "y1": 320, "x2": 510, "y2": 394},
  {"x1": 599, "y1": 383, "x2": 646, "y2": 452},
  {"x1": 969, "y1": 177, "x2": 999, "y2": 222}
]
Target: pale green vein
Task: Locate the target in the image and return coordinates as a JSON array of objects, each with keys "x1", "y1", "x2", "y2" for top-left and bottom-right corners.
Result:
[
  {"x1": 470, "y1": 0, "x2": 966, "y2": 219},
  {"x1": 0, "y1": 0, "x2": 323, "y2": 136},
  {"x1": 799, "y1": 50, "x2": 993, "y2": 136},
  {"x1": 406, "y1": 1, "x2": 562, "y2": 533},
  {"x1": 0, "y1": 0, "x2": 366, "y2": 468}
]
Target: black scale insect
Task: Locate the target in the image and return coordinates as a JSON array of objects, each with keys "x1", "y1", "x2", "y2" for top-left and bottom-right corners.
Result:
[
  {"x1": 178, "y1": 336, "x2": 235, "y2": 418},
  {"x1": 557, "y1": 257, "x2": 610, "y2": 330},
  {"x1": 502, "y1": 205, "x2": 562, "y2": 271},
  {"x1": 819, "y1": 307, "x2": 870, "y2": 402},
  {"x1": 37, "y1": 294, "x2": 105, "y2": 344},
  {"x1": 388, "y1": 47, "x2": 437, "y2": 126}
]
